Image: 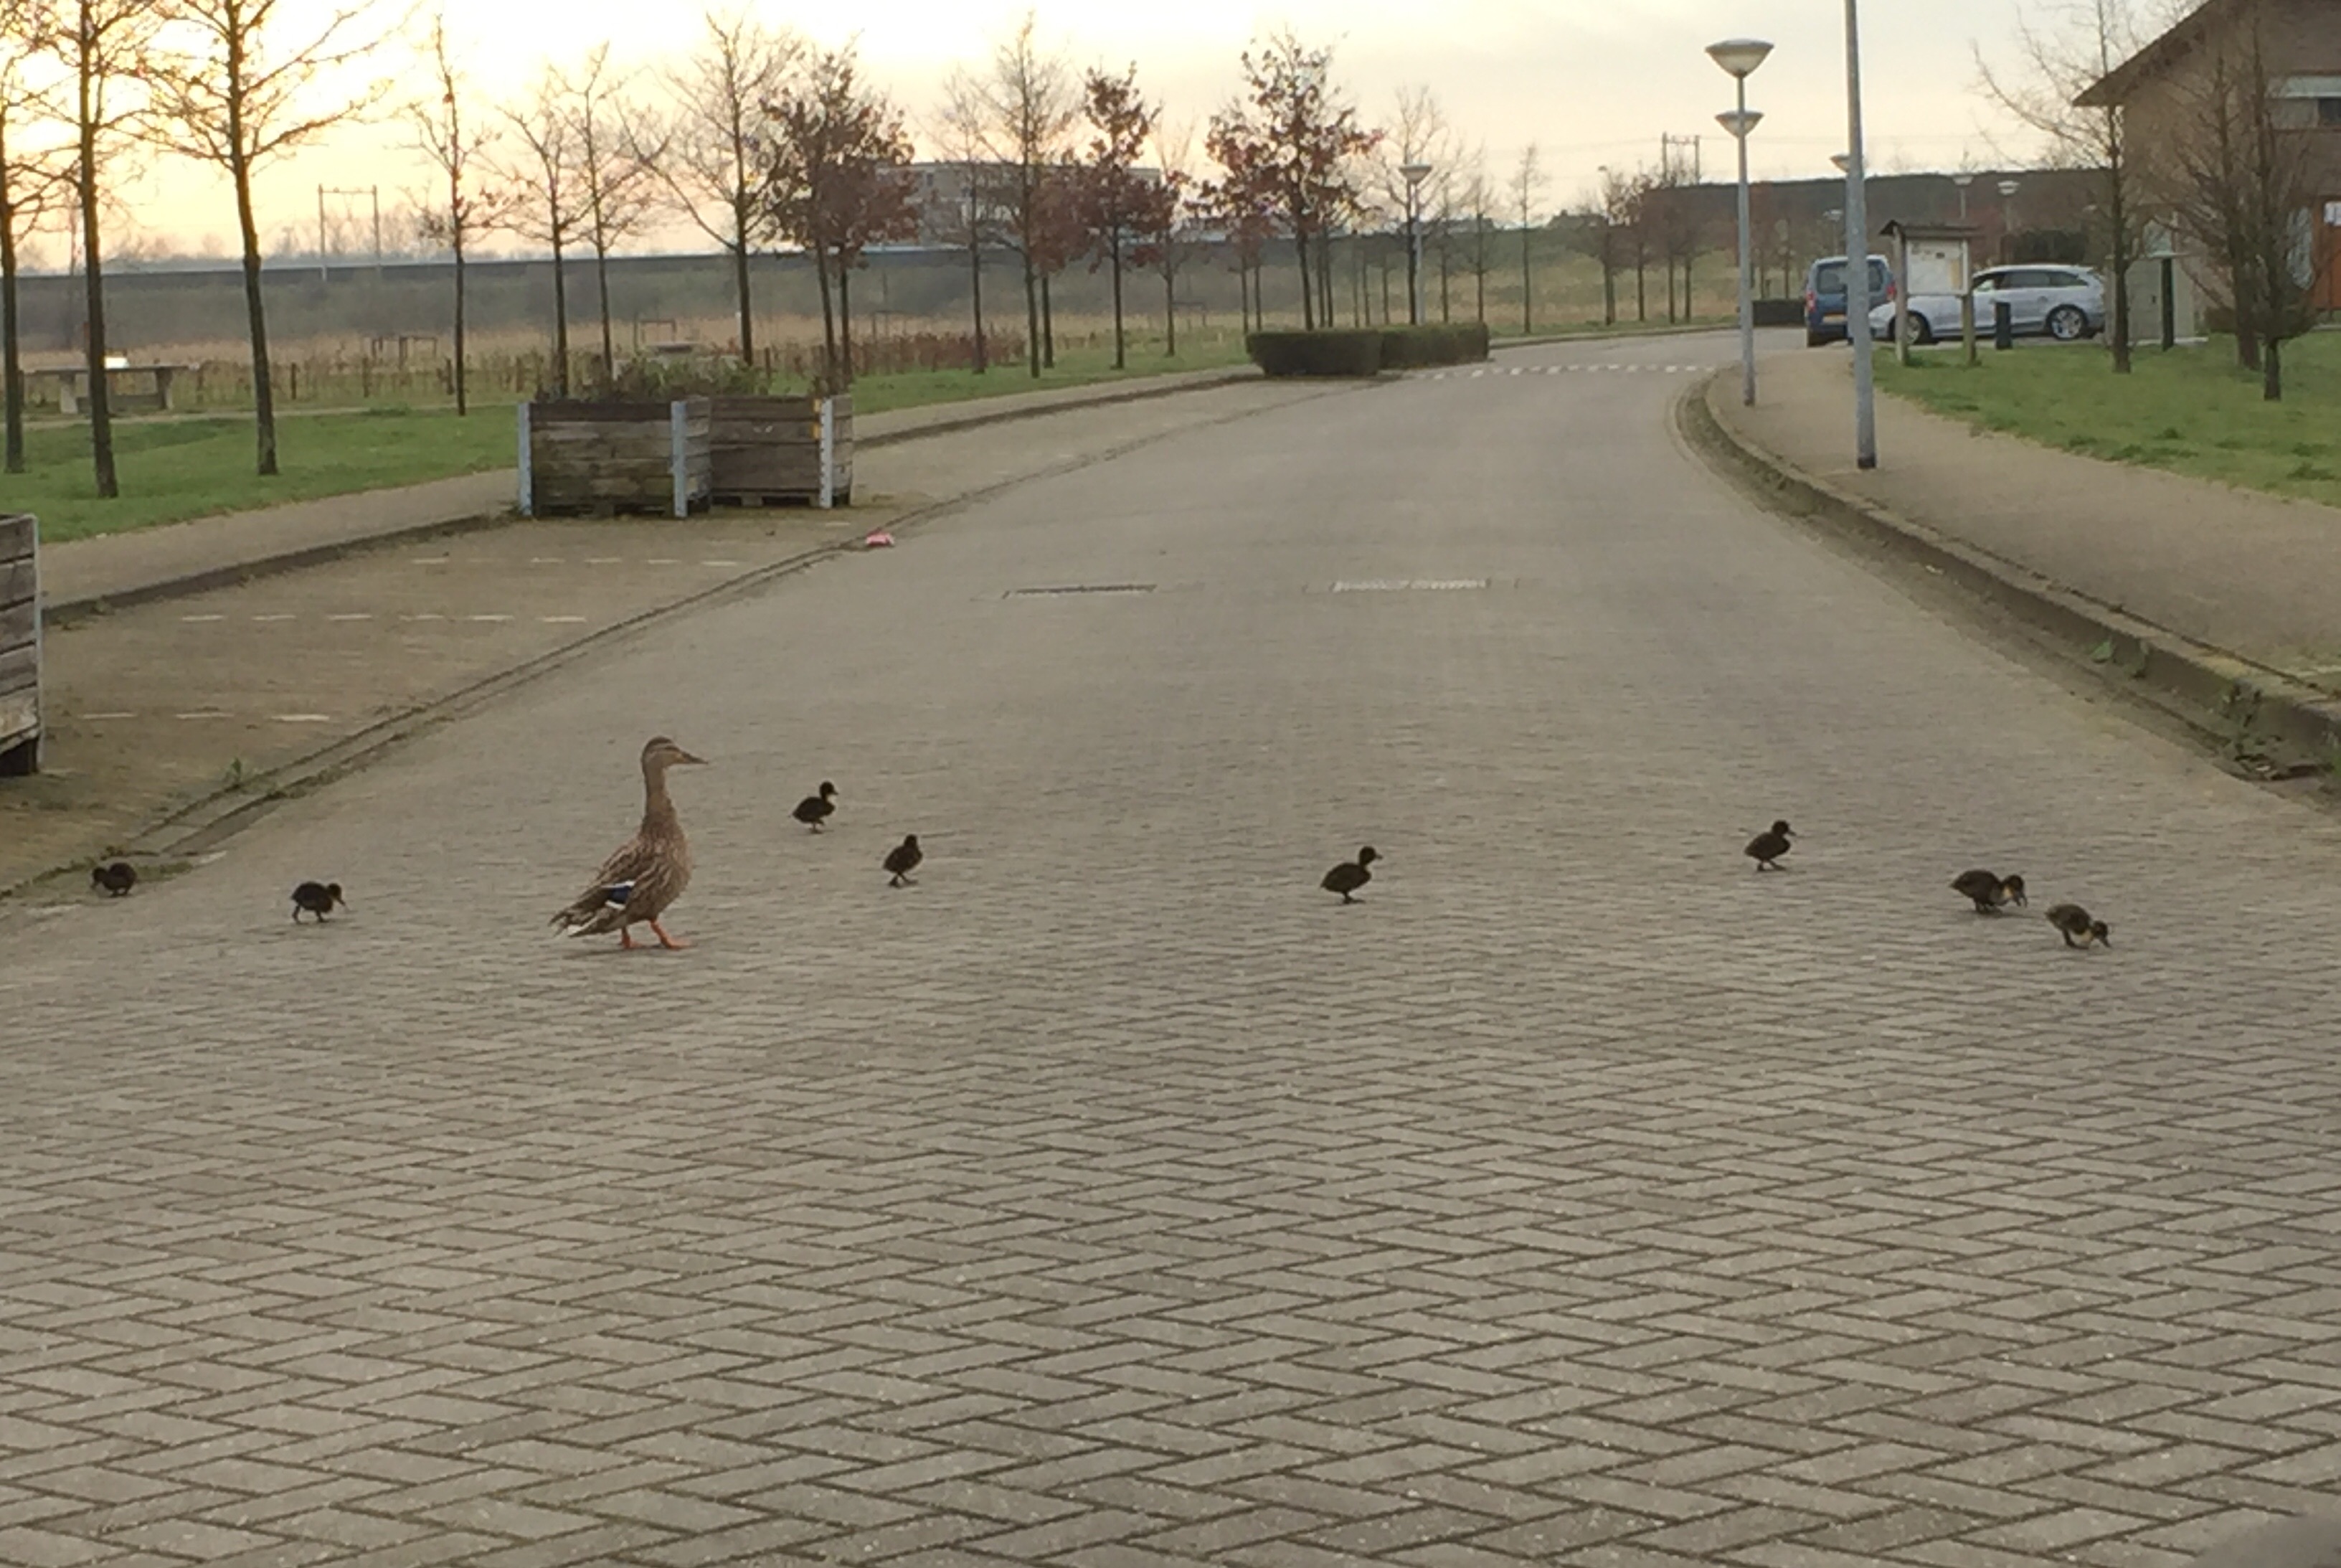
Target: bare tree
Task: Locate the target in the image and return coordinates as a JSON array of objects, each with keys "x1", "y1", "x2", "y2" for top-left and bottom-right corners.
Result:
[
  {"x1": 2, "y1": 0, "x2": 66, "y2": 474},
  {"x1": 564, "y1": 44, "x2": 663, "y2": 385},
  {"x1": 1980, "y1": 0, "x2": 2147, "y2": 372},
  {"x1": 955, "y1": 12, "x2": 1074, "y2": 377},
  {"x1": 409, "y1": 12, "x2": 514, "y2": 416},
  {"x1": 2154, "y1": 0, "x2": 2324, "y2": 397},
  {"x1": 47, "y1": 0, "x2": 169, "y2": 496},
  {"x1": 153, "y1": 0, "x2": 390, "y2": 476},
  {"x1": 1457, "y1": 156, "x2": 1494, "y2": 321},
  {"x1": 1381, "y1": 86, "x2": 1447, "y2": 323},
  {"x1": 1145, "y1": 117, "x2": 1200, "y2": 355},
  {"x1": 931, "y1": 80, "x2": 1002, "y2": 373},
  {"x1": 1512, "y1": 142, "x2": 1543, "y2": 334},
  {"x1": 495, "y1": 67, "x2": 583, "y2": 397},
  {"x1": 643, "y1": 10, "x2": 797, "y2": 364}
]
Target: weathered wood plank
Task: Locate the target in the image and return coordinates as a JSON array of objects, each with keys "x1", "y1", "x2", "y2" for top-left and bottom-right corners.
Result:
[
  {"x1": 0, "y1": 641, "x2": 38, "y2": 694},
  {"x1": 0, "y1": 559, "x2": 34, "y2": 610},
  {"x1": 0, "y1": 599, "x2": 35, "y2": 650},
  {"x1": 0, "y1": 514, "x2": 33, "y2": 562},
  {"x1": 0, "y1": 689, "x2": 34, "y2": 745}
]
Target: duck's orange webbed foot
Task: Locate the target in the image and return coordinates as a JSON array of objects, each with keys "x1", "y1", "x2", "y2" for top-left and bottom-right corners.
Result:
[{"x1": 651, "y1": 920, "x2": 691, "y2": 950}]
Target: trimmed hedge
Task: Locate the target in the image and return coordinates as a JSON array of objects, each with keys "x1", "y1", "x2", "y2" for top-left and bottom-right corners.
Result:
[
  {"x1": 1247, "y1": 322, "x2": 1493, "y2": 377},
  {"x1": 1376, "y1": 323, "x2": 1492, "y2": 369},
  {"x1": 1247, "y1": 329, "x2": 1385, "y2": 377}
]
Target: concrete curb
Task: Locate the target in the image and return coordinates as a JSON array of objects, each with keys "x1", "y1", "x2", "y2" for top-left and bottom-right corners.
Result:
[
  {"x1": 43, "y1": 366, "x2": 1264, "y2": 623},
  {"x1": 1680, "y1": 373, "x2": 2341, "y2": 773}
]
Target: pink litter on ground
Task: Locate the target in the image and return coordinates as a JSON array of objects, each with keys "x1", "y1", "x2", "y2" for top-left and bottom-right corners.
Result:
[{"x1": 864, "y1": 531, "x2": 895, "y2": 549}]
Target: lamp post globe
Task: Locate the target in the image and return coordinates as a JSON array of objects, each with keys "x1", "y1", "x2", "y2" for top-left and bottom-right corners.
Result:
[{"x1": 1707, "y1": 37, "x2": 1772, "y2": 407}]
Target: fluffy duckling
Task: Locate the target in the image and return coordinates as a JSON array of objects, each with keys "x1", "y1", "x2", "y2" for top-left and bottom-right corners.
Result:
[
  {"x1": 1744, "y1": 820, "x2": 1794, "y2": 871},
  {"x1": 793, "y1": 781, "x2": 838, "y2": 831},
  {"x1": 291, "y1": 881, "x2": 346, "y2": 922},
  {"x1": 1321, "y1": 846, "x2": 1378, "y2": 904},
  {"x1": 2046, "y1": 902, "x2": 2110, "y2": 949},
  {"x1": 1951, "y1": 869, "x2": 2027, "y2": 914},
  {"x1": 90, "y1": 861, "x2": 137, "y2": 897},
  {"x1": 884, "y1": 834, "x2": 922, "y2": 887}
]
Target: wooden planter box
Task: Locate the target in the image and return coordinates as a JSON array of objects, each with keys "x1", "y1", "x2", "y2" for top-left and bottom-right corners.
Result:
[
  {"x1": 1, "y1": 514, "x2": 39, "y2": 776},
  {"x1": 709, "y1": 395, "x2": 853, "y2": 508},
  {"x1": 519, "y1": 399, "x2": 713, "y2": 518}
]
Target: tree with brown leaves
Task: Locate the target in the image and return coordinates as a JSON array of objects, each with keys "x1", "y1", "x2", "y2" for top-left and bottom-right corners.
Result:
[
  {"x1": 1206, "y1": 30, "x2": 1378, "y2": 332},
  {"x1": 1073, "y1": 65, "x2": 1169, "y2": 369},
  {"x1": 952, "y1": 12, "x2": 1074, "y2": 378}
]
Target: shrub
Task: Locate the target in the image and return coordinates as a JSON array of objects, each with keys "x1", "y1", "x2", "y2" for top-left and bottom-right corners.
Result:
[
  {"x1": 1376, "y1": 322, "x2": 1492, "y2": 369},
  {"x1": 1247, "y1": 330, "x2": 1385, "y2": 377}
]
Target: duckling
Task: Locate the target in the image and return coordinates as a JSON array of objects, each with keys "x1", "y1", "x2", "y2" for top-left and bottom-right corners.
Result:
[
  {"x1": 1321, "y1": 846, "x2": 1378, "y2": 903},
  {"x1": 2046, "y1": 902, "x2": 2110, "y2": 949},
  {"x1": 90, "y1": 861, "x2": 137, "y2": 897},
  {"x1": 793, "y1": 780, "x2": 838, "y2": 831},
  {"x1": 291, "y1": 881, "x2": 346, "y2": 922},
  {"x1": 1951, "y1": 869, "x2": 2027, "y2": 914},
  {"x1": 1744, "y1": 820, "x2": 1794, "y2": 871},
  {"x1": 884, "y1": 833, "x2": 922, "y2": 887}
]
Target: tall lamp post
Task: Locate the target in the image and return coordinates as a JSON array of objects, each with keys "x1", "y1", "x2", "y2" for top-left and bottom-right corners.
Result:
[
  {"x1": 1401, "y1": 162, "x2": 1433, "y2": 326},
  {"x1": 1952, "y1": 171, "x2": 1973, "y2": 220},
  {"x1": 1838, "y1": 0, "x2": 1876, "y2": 468},
  {"x1": 1707, "y1": 37, "x2": 1772, "y2": 407},
  {"x1": 1997, "y1": 176, "x2": 2021, "y2": 263}
]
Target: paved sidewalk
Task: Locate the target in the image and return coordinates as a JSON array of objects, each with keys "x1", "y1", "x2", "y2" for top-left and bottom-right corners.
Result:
[
  {"x1": 1718, "y1": 349, "x2": 2341, "y2": 684},
  {"x1": 42, "y1": 365, "x2": 1257, "y2": 614}
]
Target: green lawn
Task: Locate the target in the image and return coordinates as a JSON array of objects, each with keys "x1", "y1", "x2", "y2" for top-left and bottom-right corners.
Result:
[
  {"x1": 1875, "y1": 332, "x2": 2341, "y2": 511},
  {"x1": 14, "y1": 407, "x2": 519, "y2": 544},
  {"x1": 11, "y1": 334, "x2": 1253, "y2": 544}
]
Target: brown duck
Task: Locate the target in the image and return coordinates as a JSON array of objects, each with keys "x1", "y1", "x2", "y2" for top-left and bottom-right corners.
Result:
[
  {"x1": 552, "y1": 736, "x2": 706, "y2": 950},
  {"x1": 1951, "y1": 869, "x2": 2027, "y2": 914},
  {"x1": 2046, "y1": 902, "x2": 2111, "y2": 949}
]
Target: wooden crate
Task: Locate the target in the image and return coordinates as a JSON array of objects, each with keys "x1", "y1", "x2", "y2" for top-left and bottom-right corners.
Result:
[
  {"x1": 709, "y1": 395, "x2": 853, "y2": 507},
  {"x1": 0, "y1": 514, "x2": 39, "y2": 777},
  {"x1": 519, "y1": 399, "x2": 713, "y2": 518}
]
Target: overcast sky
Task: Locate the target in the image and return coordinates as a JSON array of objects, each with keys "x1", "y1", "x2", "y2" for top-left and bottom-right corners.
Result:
[{"x1": 65, "y1": 0, "x2": 2077, "y2": 260}]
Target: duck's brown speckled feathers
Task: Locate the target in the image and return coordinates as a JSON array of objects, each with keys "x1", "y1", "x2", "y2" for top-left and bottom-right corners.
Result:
[{"x1": 554, "y1": 737, "x2": 705, "y2": 945}]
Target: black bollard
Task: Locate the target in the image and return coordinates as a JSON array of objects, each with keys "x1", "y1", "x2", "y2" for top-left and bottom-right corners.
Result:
[{"x1": 1993, "y1": 298, "x2": 2015, "y2": 351}]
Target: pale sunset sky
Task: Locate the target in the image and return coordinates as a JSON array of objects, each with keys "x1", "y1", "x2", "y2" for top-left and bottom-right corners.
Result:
[{"x1": 50, "y1": 0, "x2": 2075, "y2": 263}]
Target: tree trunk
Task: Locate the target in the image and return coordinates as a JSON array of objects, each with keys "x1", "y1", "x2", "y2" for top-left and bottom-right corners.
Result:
[
  {"x1": 732, "y1": 225, "x2": 755, "y2": 363},
  {"x1": 2263, "y1": 331, "x2": 2281, "y2": 401},
  {"x1": 2106, "y1": 118, "x2": 2132, "y2": 376},
  {"x1": 1041, "y1": 273, "x2": 1054, "y2": 368},
  {"x1": 1, "y1": 145, "x2": 24, "y2": 475},
  {"x1": 1110, "y1": 235, "x2": 1125, "y2": 369},
  {"x1": 78, "y1": 126, "x2": 116, "y2": 497},
  {"x1": 1163, "y1": 263, "x2": 1176, "y2": 356},
  {"x1": 839, "y1": 262, "x2": 854, "y2": 385},
  {"x1": 595, "y1": 241, "x2": 615, "y2": 383},
  {"x1": 814, "y1": 242, "x2": 837, "y2": 387},
  {"x1": 968, "y1": 231, "x2": 986, "y2": 373},
  {"x1": 550, "y1": 232, "x2": 570, "y2": 397},
  {"x1": 1295, "y1": 231, "x2": 1314, "y2": 330},
  {"x1": 452, "y1": 220, "x2": 469, "y2": 416},
  {"x1": 230, "y1": 146, "x2": 278, "y2": 476},
  {"x1": 1635, "y1": 253, "x2": 1647, "y2": 321},
  {"x1": 1022, "y1": 247, "x2": 1041, "y2": 376},
  {"x1": 1521, "y1": 227, "x2": 1532, "y2": 334}
]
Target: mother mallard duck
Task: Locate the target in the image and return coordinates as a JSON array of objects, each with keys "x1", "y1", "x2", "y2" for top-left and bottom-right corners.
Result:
[{"x1": 552, "y1": 735, "x2": 706, "y2": 950}]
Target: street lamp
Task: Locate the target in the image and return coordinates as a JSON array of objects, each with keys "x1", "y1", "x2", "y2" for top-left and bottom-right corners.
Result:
[
  {"x1": 1707, "y1": 37, "x2": 1772, "y2": 408},
  {"x1": 1401, "y1": 162, "x2": 1433, "y2": 326},
  {"x1": 1952, "y1": 171, "x2": 1972, "y2": 221},
  {"x1": 1997, "y1": 176, "x2": 2021, "y2": 262},
  {"x1": 1839, "y1": 0, "x2": 1876, "y2": 468}
]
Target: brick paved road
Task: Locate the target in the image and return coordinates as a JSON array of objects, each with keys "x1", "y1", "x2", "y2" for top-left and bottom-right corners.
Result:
[{"x1": 7, "y1": 331, "x2": 2341, "y2": 1567}]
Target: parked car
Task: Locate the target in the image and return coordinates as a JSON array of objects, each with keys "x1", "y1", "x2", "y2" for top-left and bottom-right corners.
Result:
[
  {"x1": 1870, "y1": 265, "x2": 2106, "y2": 344},
  {"x1": 1804, "y1": 255, "x2": 1896, "y2": 346}
]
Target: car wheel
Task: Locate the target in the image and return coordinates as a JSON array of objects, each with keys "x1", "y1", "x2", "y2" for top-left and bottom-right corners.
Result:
[
  {"x1": 2047, "y1": 305, "x2": 2086, "y2": 341},
  {"x1": 1905, "y1": 314, "x2": 1935, "y2": 346}
]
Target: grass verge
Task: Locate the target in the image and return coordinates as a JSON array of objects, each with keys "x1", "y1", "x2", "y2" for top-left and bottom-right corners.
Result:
[
  {"x1": 1875, "y1": 332, "x2": 2341, "y2": 510},
  {"x1": 14, "y1": 333, "x2": 1254, "y2": 544}
]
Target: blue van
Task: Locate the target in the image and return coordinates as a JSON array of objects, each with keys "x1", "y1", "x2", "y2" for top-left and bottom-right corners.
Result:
[{"x1": 1804, "y1": 255, "x2": 1895, "y2": 346}]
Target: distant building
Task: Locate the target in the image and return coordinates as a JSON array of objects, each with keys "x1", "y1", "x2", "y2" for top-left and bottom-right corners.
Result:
[
  {"x1": 2080, "y1": 0, "x2": 2341, "y2": 314},
  {"x1": 901, "y1": 162, "x2": 1163, "y2": 250}
]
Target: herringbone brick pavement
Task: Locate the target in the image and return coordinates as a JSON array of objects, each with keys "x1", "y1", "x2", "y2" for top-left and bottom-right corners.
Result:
[{"x1": 5, "y1": 331, "x2": 2341, "y2": 1566}]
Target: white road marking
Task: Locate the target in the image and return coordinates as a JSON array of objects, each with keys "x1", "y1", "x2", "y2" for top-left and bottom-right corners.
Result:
[
  {"x1": 539, "y1": 615, "x2": 587, "y2": 624},
  {"x1": 251, "y1": 613, "x2": 295, "y2": 623},
  {"x1": 82, "y1": 712, "x2": 137, "y2": 720},
  {"x1": 585, "y1": 557, "x2": 622, "y2": 565},
  {"x1": 467, "y1": 614, "x2": 514, "y2": 623},
  {"x1": 1332, "y1": 578, "x2": 1490, "y2": 592},
  {"x1": 174, "y1": 710, "x2": 231, "y2": 720},
  {"x1": 529, "y1": 557, "x2": 564, "y2": 565},
  {"x1": 326, "y1": 613, "x2": 373, "y2": 622},
  {"x1": 181, "y1": 614, "x2": 224, "y2": 623},
  {"x1": 701, "y1": 559, "x2": 742, "y2": 567},
  {"x1": 412, "y1": 555, "x2": 450, "y2": 565},
  {"x1": 646, "y1": 557, "x2": 681, "y2": 565},
  {"x1": 273, "y1": 714, "x2": 332, "y2": 723},
  {"x1": 402, "y1": 613, "x2": 447, "y2": 622}
]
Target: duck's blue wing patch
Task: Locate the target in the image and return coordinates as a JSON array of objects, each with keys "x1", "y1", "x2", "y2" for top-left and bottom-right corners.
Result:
[{"x1": 601, "y1": 882, "x2": 633, "y2": 907}]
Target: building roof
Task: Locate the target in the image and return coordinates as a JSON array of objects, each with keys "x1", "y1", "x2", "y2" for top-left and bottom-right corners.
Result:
[{"x1": 2077, "y1": 0, "x2": 2335, "y2": 105}]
